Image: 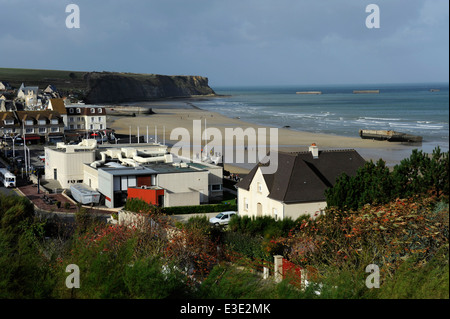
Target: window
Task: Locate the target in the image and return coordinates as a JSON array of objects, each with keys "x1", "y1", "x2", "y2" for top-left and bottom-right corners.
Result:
[
  {"x1": 4, "y1": 120, "x2": 14, "y2": 125},
  {"x1": 272, "y1": 208, "x2": 278, "y2": 221},
  {"x1": 76, "y1": 108, "x2": 81, "y2": 114},
  {"x1": 38, "y1": 119, "x2": 46, "y2": 125},
  {"x1": 77, "y1": 117, "x2": 82, "y2": 122},
  {"x1": 25, "y1": 120, "x2": 33, "y2": 125},
  {"x1": 69, "y1": 108, "x2": 74, "y2": 114},
  {"x1": 90, "y1": 108, "x2": 95, "y2": 113},
  {"x1": 98, "y1": 117, "x2": 101, "y2": 122},
  {"x1": 98, "y1": 108, "x2": 102, "y2": 113},
  {"x1": 69, "y1": 125, "x2": 74, "y2": 129},
  {"x1": 76, "y1": 124, "x2": 82, "y2": 129},
  {"x1": 39, "y1": 127, "x2": 47, "y2": 133},
  {"x1": 25, "y1": 128, "x2": 34, "y2": 133},
  {"x1": 90, "y1": 124, "x2": 93, "y2": 130},
  {"x1": 51, "y1": 119, "x2": 58, "y2": 125},
  {"x1": 69, "y1": 117, "x2": 74, "y2": 122},
  {"x1": 257, "y1": 182, "x2": 262, "y2": 193},
  {"x1": 211, "y1": 184, "x2": 222, "y2": 191},
  {"x1": 244, "y1": 198, "x2": 248, "y2": 211},
  {"x1": 99, "y1": 124, "x2": 103, "y2": 130},
  {"x1": 51, "y1": 127, "x2": 59, "y2": 132},
  {"x1": 90, "y1": 117, "x2": 95, "y2": 123}
]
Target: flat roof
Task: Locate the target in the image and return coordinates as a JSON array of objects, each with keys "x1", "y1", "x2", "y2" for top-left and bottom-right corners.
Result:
[{"x1": 98, "y1": 163, "x2": 203, "y2": 176}]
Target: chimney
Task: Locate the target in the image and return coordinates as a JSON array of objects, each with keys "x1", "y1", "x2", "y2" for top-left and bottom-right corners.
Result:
[{"x1": 309, "y1": 143, "x2": 319, "y2": 159}]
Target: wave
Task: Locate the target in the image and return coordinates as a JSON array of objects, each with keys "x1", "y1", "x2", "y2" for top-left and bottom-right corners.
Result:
[{"x1": 362, "y1": 117, "x2": 402, "y2": 121}]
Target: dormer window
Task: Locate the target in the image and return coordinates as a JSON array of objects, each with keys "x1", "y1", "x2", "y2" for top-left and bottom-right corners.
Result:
[
  {"x1": 25, "y1": 120, "x2": 33, "y2": 126},
  {"x1": 51, "y1": 119, "x2": 59, "y2": 125},
  {"x1": 69, "y1": 108, "x2": 74, "y2": 114},
  {"x1": 4, "y1": 120, "x2": 14, "y2": 125},
  {"x1": 38, "y1": 119, "x2": 46, "y2": 125},
  {"x1": 90, "y1": 108, "x2": 95, "y2": 113},
  {"x1": 98, "y1": 108, "x2": 102, "y2": 113},
  {"x1": 76, "y1": 108, "x2": 81, "y2": 114}
]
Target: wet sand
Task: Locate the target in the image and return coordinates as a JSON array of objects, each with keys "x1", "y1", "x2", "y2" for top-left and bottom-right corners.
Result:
[{"x1": 108, "y1": 100, "x2": 417, "y2": 174}]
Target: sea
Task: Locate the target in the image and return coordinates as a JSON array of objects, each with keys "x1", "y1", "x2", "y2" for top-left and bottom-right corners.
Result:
[{"x1": 192, "y1": 83, "x2": 449, "y2": 159}]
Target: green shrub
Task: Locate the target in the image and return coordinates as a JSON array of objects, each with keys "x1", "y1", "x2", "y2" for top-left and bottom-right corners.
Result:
[
  {"x1": 124, "y1": 198, "x2": 154, "y2": 213},
  {"x1": 198, "y1": 264, "x2": 273, "y2": 298},
  {"x1": 374, "y1": 249, "x2": 449, "y2": 299},
  {"x1": 326, "y1": 147, "x2": 449, "y2": 210},
  {"x1": 223, "y1": 231, "x2": 267, "y2": 260},
  {"x1": 228, "y1": 215, "x2": 298, "y2": 238},
  {"x1": 184, "y1": 215, "x2": 212, "y2": 235},
  {"x1": 162, "y1": 203, "x2": 237, "y2": 215},
  {"x1": 124, "y1": 258, "x2": 190, "y2": 298}
]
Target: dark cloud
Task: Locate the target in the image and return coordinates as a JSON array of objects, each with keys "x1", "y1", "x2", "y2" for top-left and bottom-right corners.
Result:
[{"x1": 0, "y1": 0, "x2": 448, "y2": 86}]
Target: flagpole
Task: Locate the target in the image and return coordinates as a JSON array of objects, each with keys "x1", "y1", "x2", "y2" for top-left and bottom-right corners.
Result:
[
  {"x1": 204, "y1": 118, "x2": 207, "y2": 160},
  {"x1": 23, "y1": 121, "x2": 27, "y2": 177}
]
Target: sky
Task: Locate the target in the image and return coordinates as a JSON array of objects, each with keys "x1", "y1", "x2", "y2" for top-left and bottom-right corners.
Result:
[{"x1": 0, "y1": 0, "x2": 448, "y2": 87}]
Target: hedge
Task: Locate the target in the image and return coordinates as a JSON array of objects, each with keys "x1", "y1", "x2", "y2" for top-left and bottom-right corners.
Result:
[{"x1": 162, "y1": 203, "x2": 237, "y2": 215}]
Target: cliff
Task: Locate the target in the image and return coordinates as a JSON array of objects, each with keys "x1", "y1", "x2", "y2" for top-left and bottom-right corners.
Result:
[{"x1": 84, "y1": 72, "x2": 216, "y2": 104}]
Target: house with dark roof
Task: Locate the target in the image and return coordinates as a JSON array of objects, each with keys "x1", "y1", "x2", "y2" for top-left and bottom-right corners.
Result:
[
  {"x1": 17, "y1": 83, "x2": 39, "y2": 107},
  {"x1": 48, "y1": 98, "x2": 67, "y2": 128},
  {"x1": 0, "y1": 81, "x2": 11, "y2": 91},
  {"x1": 0, "y1": 110, "x2": 65, "y2": 143},
  {"x1": 235, "y1": 144, "x2": 366, "y2": 220}
]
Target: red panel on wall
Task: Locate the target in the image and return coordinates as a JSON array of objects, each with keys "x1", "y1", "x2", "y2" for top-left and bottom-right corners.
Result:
[{"x1": 127, "y1": 187, "x2": 164, "y2": 206}]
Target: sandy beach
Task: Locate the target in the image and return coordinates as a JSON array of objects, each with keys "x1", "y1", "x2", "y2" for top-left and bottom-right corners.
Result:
[{"x1": 107, "y1": 99, "x2": 417, "y2": 174}]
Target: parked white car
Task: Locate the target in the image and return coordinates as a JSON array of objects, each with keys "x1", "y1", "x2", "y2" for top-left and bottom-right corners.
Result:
[{"x1": 209, "y1": 211, "x2": 237, "y2": 226}]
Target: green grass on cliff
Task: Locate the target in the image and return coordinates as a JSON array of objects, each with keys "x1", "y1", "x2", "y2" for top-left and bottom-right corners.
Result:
[{"x1": 0, "y1": 67, "x2": 87, "y2": 91}]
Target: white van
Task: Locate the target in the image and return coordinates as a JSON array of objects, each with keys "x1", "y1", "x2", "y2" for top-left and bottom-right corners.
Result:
[{"x1": 209, "y1": 211, "x2": 237, "y2": 226}]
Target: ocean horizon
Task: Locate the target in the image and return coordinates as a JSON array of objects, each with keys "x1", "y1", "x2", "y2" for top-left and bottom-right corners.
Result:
[{"x1": 192, "y1": 82, "x2": 449, "y2": 155}]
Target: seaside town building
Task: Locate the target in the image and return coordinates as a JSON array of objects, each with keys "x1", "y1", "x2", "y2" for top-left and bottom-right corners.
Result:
[
  {"x1": 47, "y1": 98, "x2": 67, "y2": 127},
  {"x1": 0, "y1": 110, "x2": 65, "y2": 143},
  {"x1": 236, "y1": 144, "x2": 366, "y2": 220},
  {"x1": 65, "y1": 103, "x2": 107, "y2": 131},
  {"x1": 0, "y1": 81, "x2": 11, "y2": 91},
  {"x1": 16, "y1": 83, "x2": 40, "y2": 108}
]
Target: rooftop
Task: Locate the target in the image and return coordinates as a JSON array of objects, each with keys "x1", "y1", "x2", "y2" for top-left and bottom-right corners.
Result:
[
  {"x1": 236, "y1": 149, "x2": 366, "y2": 203},
  {"x1": 96, "y1": 162, "x2": 204, "y2": 176}
]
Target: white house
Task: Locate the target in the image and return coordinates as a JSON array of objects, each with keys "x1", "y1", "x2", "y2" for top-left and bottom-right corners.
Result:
[
  {"x1": 44, "y1": 140, "x2": 224, "y2": 208},
  {"x1": 17, "y1": 83, "x2": 39, "y2": 107},
  {"x1": 0, "y1": 82, "x2": 11, "y2": 91},
  {"x1": 66, "y1": 104, "x2": 107, "y2": 131},
  {"x1": 236, "y1": 144, "x2": 366, "y2": 220}
]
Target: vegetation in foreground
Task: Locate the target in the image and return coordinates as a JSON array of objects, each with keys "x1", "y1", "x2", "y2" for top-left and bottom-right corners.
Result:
[{"x1": 0, "y1": 147, "x2": 448, "y2": 299}]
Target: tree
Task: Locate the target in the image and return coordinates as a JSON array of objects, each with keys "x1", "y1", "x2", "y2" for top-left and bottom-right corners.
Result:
[
  {"x1": 326, "y1": 147, "x2": 449, "y2": 211},
  {"x1": 392, "y1": 147, "x2": 449, "y2": 198},
  {"x1": 325, "y1": 159, "x2": 393, "y2": 210},
  {"x1": 0, "y1": 195, "x2": 55, "y2": 298}
]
